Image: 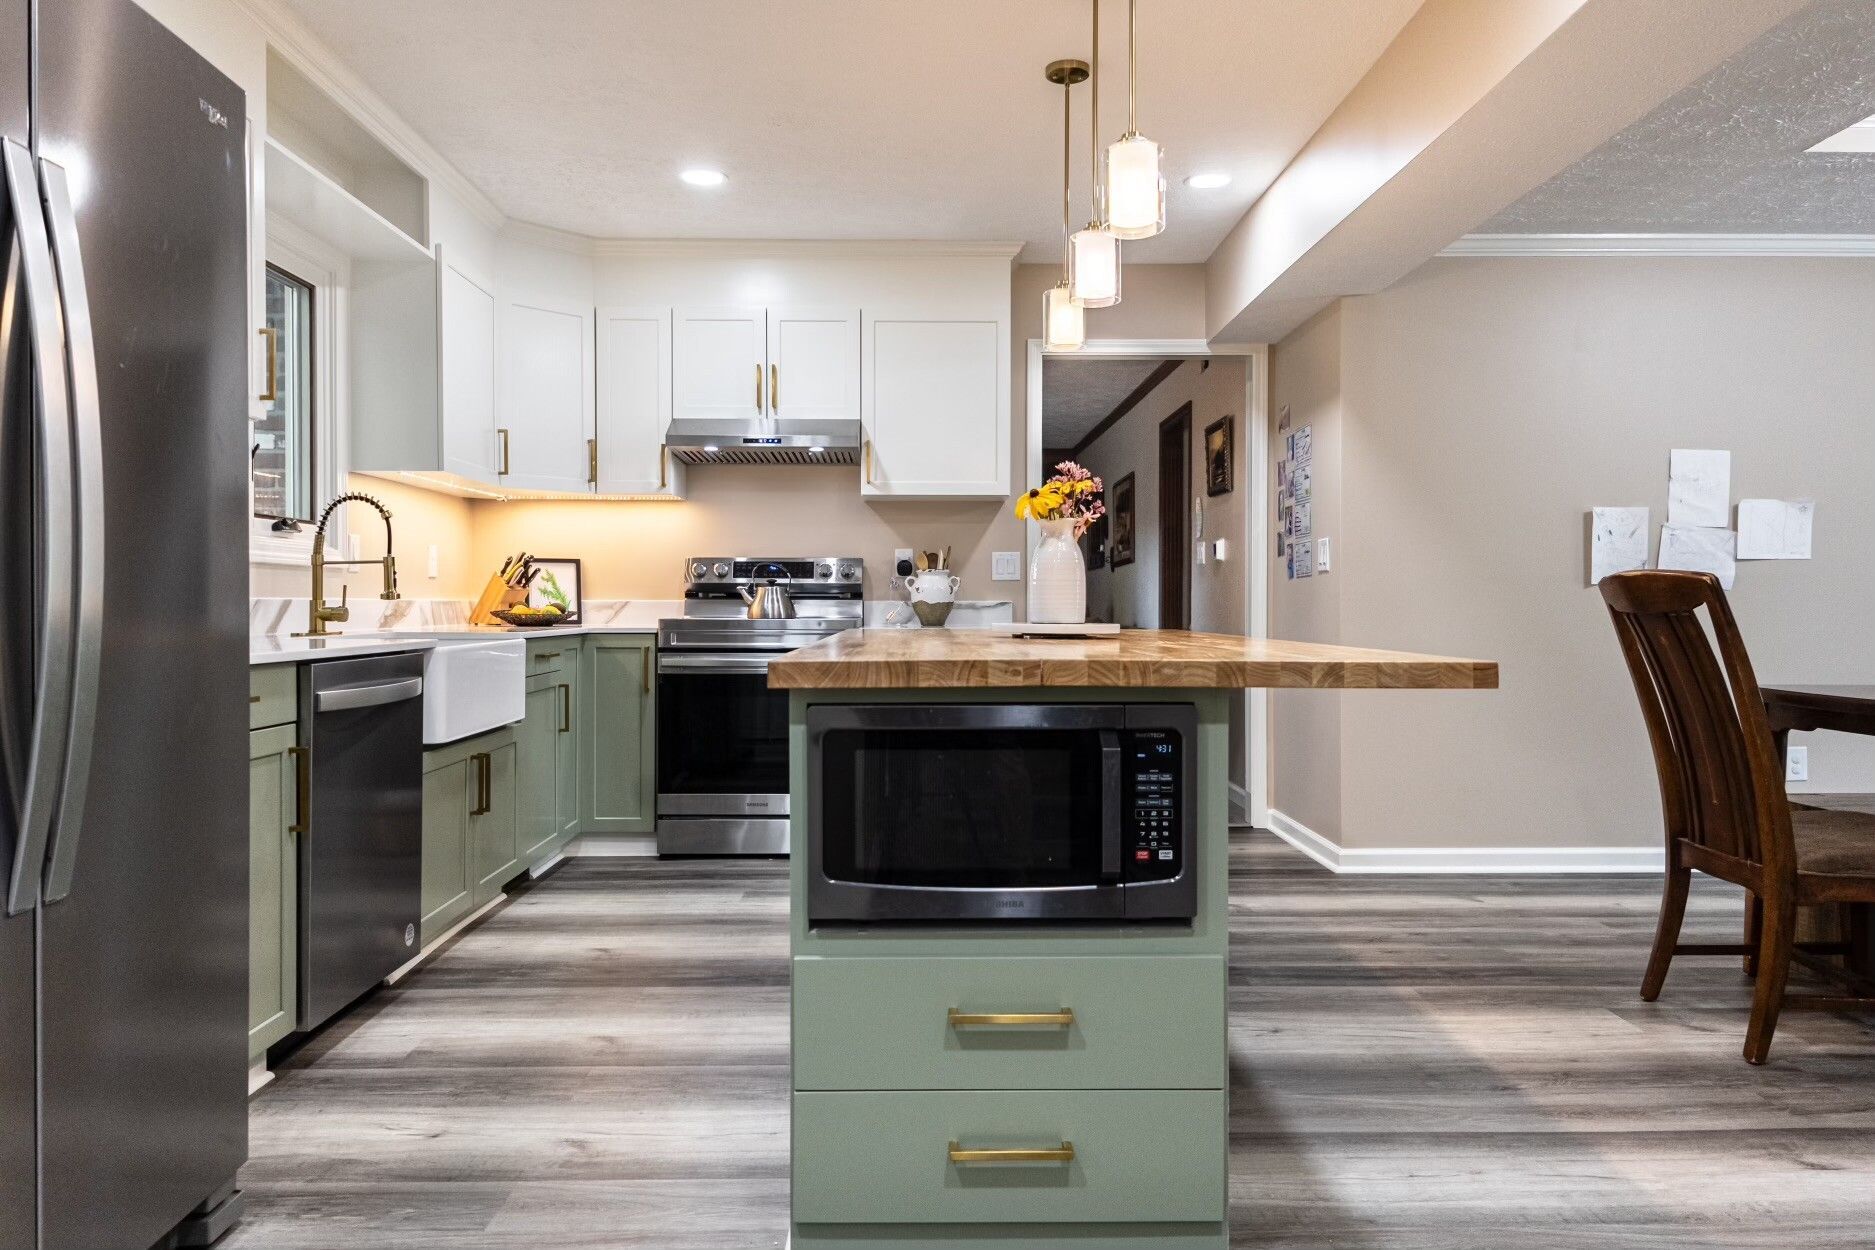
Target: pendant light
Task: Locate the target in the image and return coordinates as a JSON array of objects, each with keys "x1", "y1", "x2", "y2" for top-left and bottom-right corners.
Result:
[
  {"x1": 1105, "y1": 0, "x2": 1165, "y2": 240},
  {"x1": 1068, "y1": 0, "x2": 1121, "y2": 307},
  {"x1": 1043, "y1": 58, "x2": 1088, "y2": 351}
]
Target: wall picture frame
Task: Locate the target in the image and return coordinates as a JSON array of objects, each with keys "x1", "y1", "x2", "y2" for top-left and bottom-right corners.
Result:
[
  {"x1": 527, "y1": 558, "x2": 584, "y2": 623},
  {"x1": 1204, "y1": 415, "x2": 1234, "y2": 497},
  {"x1": 1110, "y1": 472, "x2": 1137, "y2": 569}
]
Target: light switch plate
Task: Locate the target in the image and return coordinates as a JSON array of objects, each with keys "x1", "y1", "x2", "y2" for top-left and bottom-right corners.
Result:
[
  {"x1": 1194, "y1": 539, "x2": 1207, "y2": 566},
  {"x1": 991, "y1": 551, "x2": 1021, "y2": 581},
  {"x1": 1212, "y1": 538, "x2": 1228, "y2": 561},
  {"x1": 1316, "y1": 536, "x2": 1332, "y2": 572},
  {"x1": 427, "y1": 544, "x2": 439, "y2": 579},
  {"x1": 1786, "y1": 745, "x2": 1808, "y2": 783}
]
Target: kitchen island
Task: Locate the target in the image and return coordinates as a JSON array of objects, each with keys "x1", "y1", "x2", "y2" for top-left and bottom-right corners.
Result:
[{"x1": 773, "y1": 627, "x2": 1496, "y2": 1248}]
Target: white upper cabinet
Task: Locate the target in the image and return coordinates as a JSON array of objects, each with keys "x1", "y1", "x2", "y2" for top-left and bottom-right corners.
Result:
[
  {"x1": 438, "y1": 246, "x2": 500, "y2": 484},
  {"x1": 500, "y1": 298, "x2": 595, "y2": 493},
  {"x1": 767, "y1": 306, "x2": 860, "y2": 421},
  {"x1": 862, "y1": 312, "x2": 1007, "y2": 499},
  {"x1": 595, "y1": 306, "x2": 680, "y2": 497},
  {"x1": 673, "y1": 307, "x2": 767, "y2": 421}
]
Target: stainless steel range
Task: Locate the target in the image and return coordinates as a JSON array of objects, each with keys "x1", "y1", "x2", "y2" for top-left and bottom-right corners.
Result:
[{"x1": 656, "y1": 557, "x2": 864, "y2": 855}]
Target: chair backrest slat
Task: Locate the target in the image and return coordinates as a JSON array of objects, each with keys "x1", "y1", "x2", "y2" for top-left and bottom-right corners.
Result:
[{"x1": 1600, "y1": 571, "x2": 1792, "y2": 879}]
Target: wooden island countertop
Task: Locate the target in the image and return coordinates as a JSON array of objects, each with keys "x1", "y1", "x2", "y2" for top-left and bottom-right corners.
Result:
[{"x1": 768, "y1": 627, "x2": 1498, "y2": 691}]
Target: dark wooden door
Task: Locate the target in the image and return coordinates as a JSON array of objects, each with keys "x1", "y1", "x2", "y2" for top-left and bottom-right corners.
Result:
[{"x1": 1158, "y1": 402, "x2": 1192, "y2": 630}]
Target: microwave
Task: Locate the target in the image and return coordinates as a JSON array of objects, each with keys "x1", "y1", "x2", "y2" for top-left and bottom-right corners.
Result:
[{"x1": 805, "y1": 703, "x2": 1198, "y2": 922}]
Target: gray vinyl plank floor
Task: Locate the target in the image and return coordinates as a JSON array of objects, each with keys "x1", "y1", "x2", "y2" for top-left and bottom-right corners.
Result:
[{"x1": 226, "y1": 833, "x2": 1875, "y2": 1250}]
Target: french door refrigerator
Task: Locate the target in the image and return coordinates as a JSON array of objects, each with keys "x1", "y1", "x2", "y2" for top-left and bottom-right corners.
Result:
[{"x1": 2, "y1": 0, "x2": 250, "y2": 1246}]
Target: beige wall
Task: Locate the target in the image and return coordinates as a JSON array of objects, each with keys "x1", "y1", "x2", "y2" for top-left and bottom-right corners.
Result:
[
  {"x1": 1076, "y1": 358, "x2": 1248, "y2": 632},
  {"x1": 1267, "y1": 305, "x2": 1346, "y2": 840},
  {"x1": 1270, "y1": 258, "x2": 1875, "y2": 852}
]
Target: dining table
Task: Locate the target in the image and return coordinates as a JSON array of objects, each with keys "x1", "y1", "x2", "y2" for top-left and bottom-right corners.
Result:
[{"x1": 1762, "y1": 684, "x2": 1875, "y2": 980}]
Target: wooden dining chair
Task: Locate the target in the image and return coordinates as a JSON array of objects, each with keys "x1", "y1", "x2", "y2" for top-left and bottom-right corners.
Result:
[{"x1": 1600, "y1": 569, "x2": 1875, "y2": 1063}]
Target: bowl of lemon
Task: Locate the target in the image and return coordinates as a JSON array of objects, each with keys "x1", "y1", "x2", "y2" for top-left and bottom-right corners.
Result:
[{"x1": 491, "y1": 605, "x2": 569, "y2": 628}]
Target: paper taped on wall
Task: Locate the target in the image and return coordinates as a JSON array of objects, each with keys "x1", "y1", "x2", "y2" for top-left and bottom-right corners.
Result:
[
  {"x1": 1658, "y1": 524, "x2": 1736, "y2": 589},
  {"x1": 1667, "y1": 449, "x2": 1730, "y2": 529},
  {"x1": 1736, "y1": 498, "x2": 1814, "y2": 560},
  {"x1": 1589, "y1": 506, "x2": 1649, "y2": 584}
]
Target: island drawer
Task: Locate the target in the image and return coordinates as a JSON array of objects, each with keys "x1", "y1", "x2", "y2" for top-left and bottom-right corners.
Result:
[
  {"x1": 793, "y1": 1088, "x2": 1225, "y2": 1225},
  {"x1": 793, "y1": 955, "x2": 1224, "y2": 1091},
  {"x1": 527, "y1": 639, "x2": 577, "y2": 673},
  {"x1": 249, "y1": 665, "x2": 297, "y2": 729}
]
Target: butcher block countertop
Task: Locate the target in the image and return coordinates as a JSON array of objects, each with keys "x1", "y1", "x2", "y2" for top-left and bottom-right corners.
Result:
[{"x1": 767, "y1": 628, "x2": 1499, "y2": 691}]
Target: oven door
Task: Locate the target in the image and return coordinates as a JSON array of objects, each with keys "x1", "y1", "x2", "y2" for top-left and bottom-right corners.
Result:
[
  {"x1": 807, "y1": 704, "x2": 1131, "y2": 921},
  {"x1": 657, "y1": 652, "x2": 789, "y2": 818}
]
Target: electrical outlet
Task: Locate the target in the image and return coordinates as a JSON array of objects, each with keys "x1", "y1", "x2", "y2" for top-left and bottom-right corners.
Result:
[
  {"x1": 991, "y1": 551, "x2": 1021, "y2": 581},
  {"x1": 1786, "y1": 745, "x2": 1808, "y2": 784}
]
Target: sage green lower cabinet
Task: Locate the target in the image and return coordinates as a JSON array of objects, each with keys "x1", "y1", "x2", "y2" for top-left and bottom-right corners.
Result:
[
  {"x1": 421, "y1": 726, "x2": 519, "y2": 948},
  {"x1": 581, "y1": 634, "x2": 655, "y2": 834},
  {"x1": 248, "y1": 723, "x2": 298, "y2": 1059},
  {"x1": 792, "y1": 1088, "x2": 1226, "y2": 1225},
  {"x1": 517, "y1": 673, "x2": 562, "y2": 866},
  {"x1": 793, "y1": 955, "x2": 1224, "y2": 1091}
]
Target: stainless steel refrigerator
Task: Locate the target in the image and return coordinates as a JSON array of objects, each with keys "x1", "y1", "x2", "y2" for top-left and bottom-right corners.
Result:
[{"x1": 2, "y1": 1, "x2": 250, "y2": 1246}]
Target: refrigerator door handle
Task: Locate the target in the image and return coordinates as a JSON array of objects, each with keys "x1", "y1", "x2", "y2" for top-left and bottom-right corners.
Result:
[
  {"x1": 1, "y1": 139, "x2": 77, "y2": 916},
  {"x1": 38, "y1": 157, "x2": 105, "y2": 904}
]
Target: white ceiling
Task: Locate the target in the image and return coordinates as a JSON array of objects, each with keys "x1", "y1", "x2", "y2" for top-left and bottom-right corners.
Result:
[
  {"x1": 1483, "y1": 0, "x2": 1875, "y2": 234},
  {"x1": 276, "y1": 0, "x2": 1424, "y2": 262},
  {"x1": 1042, "y1": 357, "x2": 1172, "y2": 448}
]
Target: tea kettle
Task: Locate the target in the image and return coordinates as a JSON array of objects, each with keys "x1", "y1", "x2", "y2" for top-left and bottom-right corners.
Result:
[{"x1": 738, "y1": 581, "x2": 796, "y2": 619}]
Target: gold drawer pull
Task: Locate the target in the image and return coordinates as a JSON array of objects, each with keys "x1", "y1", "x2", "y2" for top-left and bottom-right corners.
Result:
[
  {"x1": 948, "y1": 1008, "x2": 1075, "y2": 1028},
  {"x1": 948, "y1": 1141, "x2": 1075, "y2": 1165}
]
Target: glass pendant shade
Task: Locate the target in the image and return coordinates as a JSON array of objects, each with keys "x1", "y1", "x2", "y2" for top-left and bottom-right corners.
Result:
[
  {"x1": 1068, "y1": 223, "x2": 1121, "y2": 308},
  {"x1": 1043, "y1": 281, "x2": 1085, "y2": 351},
  {"x1": 1105, "y1": 133, "x2": 1166, "y2": 240}
]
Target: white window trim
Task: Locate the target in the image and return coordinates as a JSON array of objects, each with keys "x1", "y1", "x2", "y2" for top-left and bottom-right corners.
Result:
[{"x1": 251, "y1": 216, "x2": 350, "y2": 566}]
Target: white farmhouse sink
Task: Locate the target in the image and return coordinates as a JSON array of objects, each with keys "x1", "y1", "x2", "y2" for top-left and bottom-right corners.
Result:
[{"x1": 421, "y1": 637, "x2": 525, "y2": 745}]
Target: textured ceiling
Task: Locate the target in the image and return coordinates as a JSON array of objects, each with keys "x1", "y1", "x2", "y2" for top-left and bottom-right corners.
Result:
[
  {"x1": 1483, "y1": 0, "x2": 1875, "y2": 234},
  {"x1": 276, "y1": 0, "x2": 1423, "y2": 262},
  {"x1": 1042, "y1": 357, "x2": 1171, "y2": 448}
]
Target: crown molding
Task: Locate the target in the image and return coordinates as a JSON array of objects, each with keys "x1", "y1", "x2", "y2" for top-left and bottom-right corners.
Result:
[
  {"x1": 235, "y1": 0, "x2": 506, "y2": 232},
  {"x1": 1442, "y1": 232, "x2": 1875, "y2": 258},
  {"x1": 588, "y1": 238, "x2": 1026, "y2": 261},
  {"x1": 499, "y1": 219, "x2": 602, "y2": 256}
]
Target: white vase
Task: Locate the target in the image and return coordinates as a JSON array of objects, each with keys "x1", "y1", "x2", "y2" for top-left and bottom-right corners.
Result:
[{"x1": 1028, "y1": 517, "x2": 1087, "y2": 624}]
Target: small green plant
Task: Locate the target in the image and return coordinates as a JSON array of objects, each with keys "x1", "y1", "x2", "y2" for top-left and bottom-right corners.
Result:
[{"x1": 536, "y1": 569, "x2": 570, "y2": 611}]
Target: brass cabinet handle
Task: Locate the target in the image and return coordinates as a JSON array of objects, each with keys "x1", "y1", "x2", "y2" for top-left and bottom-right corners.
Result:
[
  {"x1": 657, "y1": 444, "x2": 668, "y2": 490},
  {"x1": 287, "y1": 745, "x2": 310, "y2": 835},
  {"x1": 587, "y1": 437, "x2": 598, "y2": 486},
  {"x1": 770, "y1": 363, "x2": 779, "y2": 413},
  {"x1": 559, "y1": 683, "x2": 571, "y2": 733},
  {"x1": 641, "y1": 645, "x2": 651, "y2": 694},
  {"x1": 948, "y1": 1141, "x2": 1075, "y2": 1165},
  {"x1": 862, "y1": 437, "x2": 873, "y2": 485},
  {"x1": 497, "y1": 428, "x2": 511, "y2": 475},
  {"x1": 471, "y1": 751, "x2": 491, "y2": 816},
  {"x1": 754, "y1": 361, "x2": 764, "y2": 413},
  {"x1": 948, "y1": 1008, "x2": 1075, "y2": 1028},
  {"x1": 535, "y1": 651, "x2": 561, "y2": 661},
  {"x1": 257, "y1": 325, "x2": 278, "y2": 402}
]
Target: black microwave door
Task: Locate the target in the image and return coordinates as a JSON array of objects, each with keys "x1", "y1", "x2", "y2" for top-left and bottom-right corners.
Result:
[{"x1": 808, "y1": 705, "x2": 1130, "y2": 921}]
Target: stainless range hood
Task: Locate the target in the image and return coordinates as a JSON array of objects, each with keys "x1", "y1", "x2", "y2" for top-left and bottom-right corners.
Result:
[{"x1": 664, "y1": 417, "x2": 861, "y2": 466}]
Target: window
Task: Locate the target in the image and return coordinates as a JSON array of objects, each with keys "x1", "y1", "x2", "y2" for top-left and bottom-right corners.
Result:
[{"x1": 254, "y1": 264, "x2": 315, "y2": 523}]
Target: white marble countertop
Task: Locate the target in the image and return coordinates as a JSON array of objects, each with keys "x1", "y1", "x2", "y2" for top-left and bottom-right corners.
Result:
[{"x1": 248, "y1": 634, "x2": 441, "y2": 666}]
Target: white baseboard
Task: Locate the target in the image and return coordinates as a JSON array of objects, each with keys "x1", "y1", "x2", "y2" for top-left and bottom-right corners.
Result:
[
  {"x1": 1264, "y1": 809, "x2": 1665, "y2": 874},
  {"x1": 385, "y1": 893, "x2": 507, "y2": 985},
  {"x1": 1227, "y1": 782, "x2": 1255, "y2": 827},
  {"x1": 565, "y1": 833, "x2": 659, "y2": 857},
  {"x1": 248, "y1": 1059, "x2": 274, "y2": 1098}
]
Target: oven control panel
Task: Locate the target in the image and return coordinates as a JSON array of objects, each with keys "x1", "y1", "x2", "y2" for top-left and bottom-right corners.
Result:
[{"x1": 1123, "y1": 730, "x2": 1182, "y2": 881}]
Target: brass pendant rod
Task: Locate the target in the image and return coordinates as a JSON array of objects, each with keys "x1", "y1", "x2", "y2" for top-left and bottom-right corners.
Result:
[
  {"x1": 1061, "y1": 73, "x2": 1072, "y2": 280},
  {"x1": 1090, "y1": 0, "x2": 1101, "y2": 223},
  {"x1": 1127, "y1": 0, "x2": 1138, "y2": 136}
]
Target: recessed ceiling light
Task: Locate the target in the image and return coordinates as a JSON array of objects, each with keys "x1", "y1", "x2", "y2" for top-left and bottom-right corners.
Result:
[
  {"x1": 680, "y1": 168, "x2": 726, "y2": 187},
  {"x1": 1184, "y1": 172, "x2": 1231, "y2": 189}
]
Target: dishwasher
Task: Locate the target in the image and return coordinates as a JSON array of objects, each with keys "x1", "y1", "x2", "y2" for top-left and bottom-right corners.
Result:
[{"x1": 296, "y1": 653, "x2": 425, "y2": 1033}]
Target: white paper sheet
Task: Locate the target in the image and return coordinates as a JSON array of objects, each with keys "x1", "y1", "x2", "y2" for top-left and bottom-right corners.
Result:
[
  {"x1": 1589, "y1": 507, "x2": 1650, "y2": 584},
  {"x1": 1291, "y1": 539, "x2": 1315, "y2": 579},
  {"x1": 1658, "y1": 524, "x2": 1736, "y2": 590},
  {"x1": 1290, "y1": 499, "x2": 1312, "y2": 540},
  {"x1": 1736, "y1": 498, "x2": 1814, "y2": 560},
  {"x1": 1667, "y1": 449, "x2": 1731, "y2": 528}
]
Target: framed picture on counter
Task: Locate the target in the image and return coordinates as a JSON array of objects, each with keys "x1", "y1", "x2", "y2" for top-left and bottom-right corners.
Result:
[
  {"x1": 1110, "y1": 473, "x2": 1136, "y2": 569},
  {"x1": 528, "y1": 558, "x2": 583, "y2": 623}
]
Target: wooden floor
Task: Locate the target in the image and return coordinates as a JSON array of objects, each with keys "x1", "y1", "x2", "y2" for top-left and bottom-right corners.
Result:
[{"x1": 228, "y1": 833, "x2": 1875, "y2": 1249}]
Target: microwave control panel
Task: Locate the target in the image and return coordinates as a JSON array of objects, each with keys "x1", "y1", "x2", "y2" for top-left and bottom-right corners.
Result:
[{"x1": 1123, "y1": 730, "x2": 1182, "y2": 881}]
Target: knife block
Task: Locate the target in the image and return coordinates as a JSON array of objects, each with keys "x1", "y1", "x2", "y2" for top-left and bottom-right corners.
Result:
[{"x1": 470, "y1": 572, "x2": 530, "y2": 625}]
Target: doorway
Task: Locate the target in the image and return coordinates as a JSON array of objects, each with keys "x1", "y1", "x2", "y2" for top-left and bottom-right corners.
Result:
[{"x1": 1158, "y1": 402, "x2": 1191, "y2": 630}]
